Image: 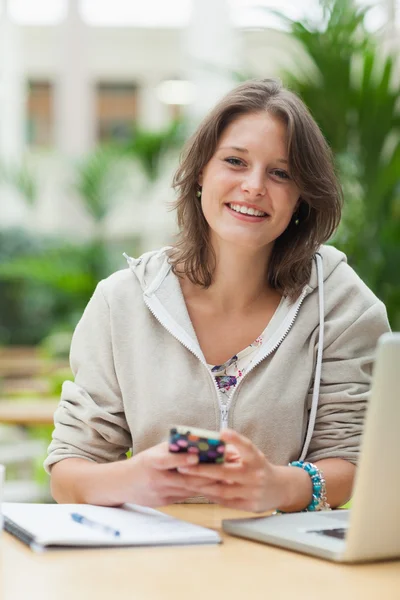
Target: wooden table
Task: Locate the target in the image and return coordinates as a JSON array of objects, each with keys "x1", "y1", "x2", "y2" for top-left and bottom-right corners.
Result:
[
  {"x1": 0, "y1": 399, "x2": 59, "y2": 426},
  {"x1": 1, "y1": 505, "x2": 399, "y2": 600}
]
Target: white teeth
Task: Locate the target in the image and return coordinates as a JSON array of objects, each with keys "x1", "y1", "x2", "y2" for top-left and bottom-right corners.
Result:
[{"x1": 228, "y1": 203, "x2": 267, "y2": 217}]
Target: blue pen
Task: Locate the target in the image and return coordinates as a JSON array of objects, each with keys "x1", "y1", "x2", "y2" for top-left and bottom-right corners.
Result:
[{"x1": 70, "y1": 512, "x2": 121, "y2": 537}]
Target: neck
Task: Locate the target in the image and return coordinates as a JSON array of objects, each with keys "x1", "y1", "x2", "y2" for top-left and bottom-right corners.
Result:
[{"x1": 203, "y1": 240, "x2": 275, "y2": 313}]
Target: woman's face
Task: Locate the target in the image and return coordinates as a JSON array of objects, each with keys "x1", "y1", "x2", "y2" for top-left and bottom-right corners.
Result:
[{"x1": 199, "y1": 111, "x2": 300, "y2": 255}]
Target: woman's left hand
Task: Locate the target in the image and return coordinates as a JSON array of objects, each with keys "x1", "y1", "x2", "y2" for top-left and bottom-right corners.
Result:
[{"x1": 178, "y1": 429, "x2": 287, "y2": 513}]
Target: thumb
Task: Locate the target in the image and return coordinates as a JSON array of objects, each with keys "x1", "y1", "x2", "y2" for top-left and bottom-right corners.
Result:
[{"x1": 151, "y1": 443, "x2": 199, "y2": 471}]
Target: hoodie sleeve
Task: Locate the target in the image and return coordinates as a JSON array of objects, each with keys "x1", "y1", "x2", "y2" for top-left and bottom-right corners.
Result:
[
  {"x1": 44, "y1": 281, "x2": 132, "y2": 474},
  {"x1": 305, "y1": 299, "x2": 390, "y2": 465}
]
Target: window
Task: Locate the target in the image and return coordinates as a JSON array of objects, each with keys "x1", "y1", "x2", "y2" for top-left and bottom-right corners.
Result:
[
  {"x1": 26, "y1": 81, "x2": 53, "y2": 147},
  {"x1": 96, "y1": 83, "x2": 138, "y2": 143}
]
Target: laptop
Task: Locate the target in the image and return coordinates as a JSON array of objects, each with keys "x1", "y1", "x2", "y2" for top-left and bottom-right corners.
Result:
[{"x1": 223, "y1": 332, "x2": 400, "y2": 563}]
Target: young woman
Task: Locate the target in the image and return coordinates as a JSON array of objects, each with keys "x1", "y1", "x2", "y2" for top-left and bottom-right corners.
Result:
[{"x1": 45, "y1": 79, "x2": 390, "y2": 513}]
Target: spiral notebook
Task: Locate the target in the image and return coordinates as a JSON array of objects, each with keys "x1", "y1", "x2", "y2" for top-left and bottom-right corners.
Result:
[{"x1": 2, "y1": 502, "x2": 221, "y2": 552}]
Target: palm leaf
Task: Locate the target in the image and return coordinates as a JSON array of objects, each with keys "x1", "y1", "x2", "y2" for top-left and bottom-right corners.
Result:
[{"x1": 73, "y1": 147, "x2": 120, "y2": 222}]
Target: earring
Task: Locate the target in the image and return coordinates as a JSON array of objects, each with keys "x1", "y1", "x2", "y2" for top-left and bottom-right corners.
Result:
[
  {"x1": 196, "y1": 188, "x2": 202, "y2": 199},
  {"x1": 295, "y1": 217, "x2": 299, "y2": 226}
]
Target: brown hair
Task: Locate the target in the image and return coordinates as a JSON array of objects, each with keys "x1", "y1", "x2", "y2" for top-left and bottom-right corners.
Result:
[{"x1": 170, "y1": 79, "x2": 343, "y2": 300}]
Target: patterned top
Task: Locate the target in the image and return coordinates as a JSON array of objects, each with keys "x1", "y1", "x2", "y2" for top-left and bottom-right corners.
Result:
[{"x1": 209, "y1": 336, "x2": 263, "y2": 404}]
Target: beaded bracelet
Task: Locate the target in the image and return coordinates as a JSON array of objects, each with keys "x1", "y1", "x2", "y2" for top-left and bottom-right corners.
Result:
[{"x1": 288, "y1": 460, "x2": 331, "y2": 512}]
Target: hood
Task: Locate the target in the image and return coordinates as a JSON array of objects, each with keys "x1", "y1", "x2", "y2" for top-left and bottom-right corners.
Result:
[
  {"x1": 123, "y1": 247, "x2": 173, "y2": 294},
  {"x1": 123, "y1": 244, "x2": 347, "y2": 295},
  {"x1": 308, "y1": 245, "x2": 347, "y2": 291}
]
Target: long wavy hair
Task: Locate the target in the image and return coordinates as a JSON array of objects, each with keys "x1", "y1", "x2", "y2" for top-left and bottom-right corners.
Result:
[{"x1": 169, "y1": 79, "x2": 343, "y2": 300}]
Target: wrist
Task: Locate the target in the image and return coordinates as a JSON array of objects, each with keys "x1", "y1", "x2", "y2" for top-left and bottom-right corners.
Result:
[
  {"x1": 78, "y1": 459, "x2": 130, "y2": 506},
  {"x1": 273, "y1": 464, "x2": 313, "y2": 513}
]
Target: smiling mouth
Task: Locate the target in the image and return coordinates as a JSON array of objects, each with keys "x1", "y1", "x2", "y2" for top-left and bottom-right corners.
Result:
[{"x1": 226, "y1": 203, "x2": 269, "y2": 218}]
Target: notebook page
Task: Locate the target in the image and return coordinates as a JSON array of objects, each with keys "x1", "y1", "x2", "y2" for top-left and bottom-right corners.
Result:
[{"x1": 2, "y1": 503, "x2": 221, "y2": 547}]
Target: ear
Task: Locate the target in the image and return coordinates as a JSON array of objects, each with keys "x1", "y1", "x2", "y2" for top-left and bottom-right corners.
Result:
[{"x1": 198, "y1": 171, "x2": 203, "y2": 187}]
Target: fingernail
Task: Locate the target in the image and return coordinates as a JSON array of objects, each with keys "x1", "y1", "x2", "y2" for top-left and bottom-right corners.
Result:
[
  {"x1": 187, "y1": 455, "x2": 198, "y2": 464},
  {"x1": 178, "y1": 467, "x2": 189, "y2": 473}
]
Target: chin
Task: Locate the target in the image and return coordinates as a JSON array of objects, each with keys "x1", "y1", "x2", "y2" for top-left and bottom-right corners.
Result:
[{"x1": 215, "y1": 229, "x2": 273, "y2": 251}]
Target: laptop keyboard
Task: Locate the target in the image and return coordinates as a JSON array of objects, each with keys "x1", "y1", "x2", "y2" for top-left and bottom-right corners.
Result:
[{"x1": 310, "y1": 527, "x2": 347, "y2": 540}]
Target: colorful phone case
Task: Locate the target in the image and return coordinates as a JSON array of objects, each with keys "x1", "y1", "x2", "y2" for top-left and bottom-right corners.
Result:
[{"x1": 169, "y1": 426, "x2": 225, "y2": 464}]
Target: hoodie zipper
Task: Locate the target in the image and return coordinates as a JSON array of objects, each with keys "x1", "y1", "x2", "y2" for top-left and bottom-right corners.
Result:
[
  {"x1": 218, "y1": 287, "x2": 309, "y2": 428},
  {"x1": 143, "y1": 286, "x2": 310, "y2": 431}
]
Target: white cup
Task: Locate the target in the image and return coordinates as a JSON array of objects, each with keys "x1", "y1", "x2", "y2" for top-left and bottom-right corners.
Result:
[{"x1": 0, "y1": 464, "x2": 4, "y2": 533}]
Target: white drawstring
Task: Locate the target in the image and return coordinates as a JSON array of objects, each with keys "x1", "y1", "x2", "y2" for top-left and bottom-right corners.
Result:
[{"x1": 299, "y1": 252, "x2": 325, "y2": 461}]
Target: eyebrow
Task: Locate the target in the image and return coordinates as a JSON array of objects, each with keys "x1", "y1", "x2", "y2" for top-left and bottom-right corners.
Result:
[{"x1": 218, "y1": 146, "x2": 288, "y2": 164}]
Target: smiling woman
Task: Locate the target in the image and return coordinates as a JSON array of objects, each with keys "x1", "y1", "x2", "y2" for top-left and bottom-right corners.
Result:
[
  {"x1": 171, "y1": 79, "x2": 342, "y2": 299},
  {"x1": 46, "y1": 79, "x2": 390, "y2": 516}
]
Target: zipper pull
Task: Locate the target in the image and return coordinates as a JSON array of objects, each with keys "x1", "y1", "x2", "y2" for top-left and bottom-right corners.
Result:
[{"x1": 220, "y1": 406, "x2": 229, "y2": 429}]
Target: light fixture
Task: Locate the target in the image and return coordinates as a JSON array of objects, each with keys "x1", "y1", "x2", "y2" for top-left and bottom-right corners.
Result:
[{"x1": 156, "y1": 80, "x2": 195, "y2": 105}]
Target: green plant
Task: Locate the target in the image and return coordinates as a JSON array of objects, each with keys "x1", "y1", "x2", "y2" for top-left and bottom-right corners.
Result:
[
  {"x1": 0, "y1": 239, "x2": 105, "y2": 343},
  {"x1": 0, "y1": 228, "x2": 55, "y2": 345},
  {"x1": 73, "y1": 146, "x2": 122, "y2": 224},
  {"x1": 45, "y1": 367, "x2": 74, "y2": 396},
  {"x1": 0, "y1": 160, "x2": 38, "y2": 205},
  {"x1": 0, "y1": 226, "x2": 138, "y2": 345},
  {"x1": 123, "y1": 120, "x2": 184, "y2": 181},
  {"x1": 0, "y1": 141, "x2": 141, "y2": 346},
  {"x1": 266, "y1": 0, "x2": 400, "y2": 327},
  {"x1": 28, "y1": 424, "x2": 55, "y2": 488}
]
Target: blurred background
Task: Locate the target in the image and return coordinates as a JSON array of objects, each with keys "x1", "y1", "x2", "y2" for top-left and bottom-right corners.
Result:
[{"x1": 0, "y1": 0, "x2": 399, "y2": 502}]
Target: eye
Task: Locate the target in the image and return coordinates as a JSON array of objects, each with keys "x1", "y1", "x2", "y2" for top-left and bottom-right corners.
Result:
[
  {"x1": 271, "y1": 169, "x2": 291, "y2": 180},
  {"x1": 224, "y1": 157, "x2": 245, "y2": 167}
]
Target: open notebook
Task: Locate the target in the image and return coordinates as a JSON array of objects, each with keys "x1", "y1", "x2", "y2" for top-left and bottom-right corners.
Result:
[{"x1": 2, "y1": 502, "x2": 221, "y2": 551}]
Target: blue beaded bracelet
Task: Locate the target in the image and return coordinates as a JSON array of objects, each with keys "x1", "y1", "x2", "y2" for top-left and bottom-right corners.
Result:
[
  {"x1": 284, "y1": 461, "x2": 331, "y2": 512},
  {"x1": 289, "y1": 461, "x2": 330, "y2": 511}
]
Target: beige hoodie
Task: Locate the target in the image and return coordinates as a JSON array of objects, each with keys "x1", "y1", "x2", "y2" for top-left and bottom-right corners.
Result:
[{"x1": 44, "y1": 245, "x2": 390, "y2": 474}]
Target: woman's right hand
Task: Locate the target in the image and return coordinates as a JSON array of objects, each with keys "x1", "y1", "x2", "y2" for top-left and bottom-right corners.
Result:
[
  {"x1": 50, "y1": 442, "x2": 242, "y2": 506},
  {"x1": 119, "y1": 441, "x2": 203, "y2": 507}
]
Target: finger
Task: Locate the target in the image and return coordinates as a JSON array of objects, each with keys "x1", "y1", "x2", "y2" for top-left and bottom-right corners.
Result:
[
  {"x1": 152, "y1": 443, "x2": 199, "y2": 470},
  {"x1": 224, "y1": 443, "x2": 241, "y2": 462},
  {"x1": 187, "y1": 481, "x2": 244, "y2": 501},
  {"x1": 160, "y1": 468, "x2": 234, "y2": 494},
  {"x1": 178, "y1": 473, "x2": 223, "y2": 488},
  {"x1": 177, "y1": 462, "x2": 243, "y2": 483},
  {"x1": 164, "y1": 471, "x2": 221, "y2": 491},
  {"x1": 220, "y1": 429, "x2": 259, "y2": 463}
]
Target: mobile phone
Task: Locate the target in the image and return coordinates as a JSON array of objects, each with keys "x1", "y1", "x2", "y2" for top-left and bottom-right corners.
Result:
[{"x1": 169, "y1": 425, "x2": 225, "y2": 464}]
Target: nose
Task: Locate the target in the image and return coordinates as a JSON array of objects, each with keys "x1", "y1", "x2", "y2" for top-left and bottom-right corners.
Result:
[{"x1": 240, "y1": 169, "x2": 267, "y2": 197}]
